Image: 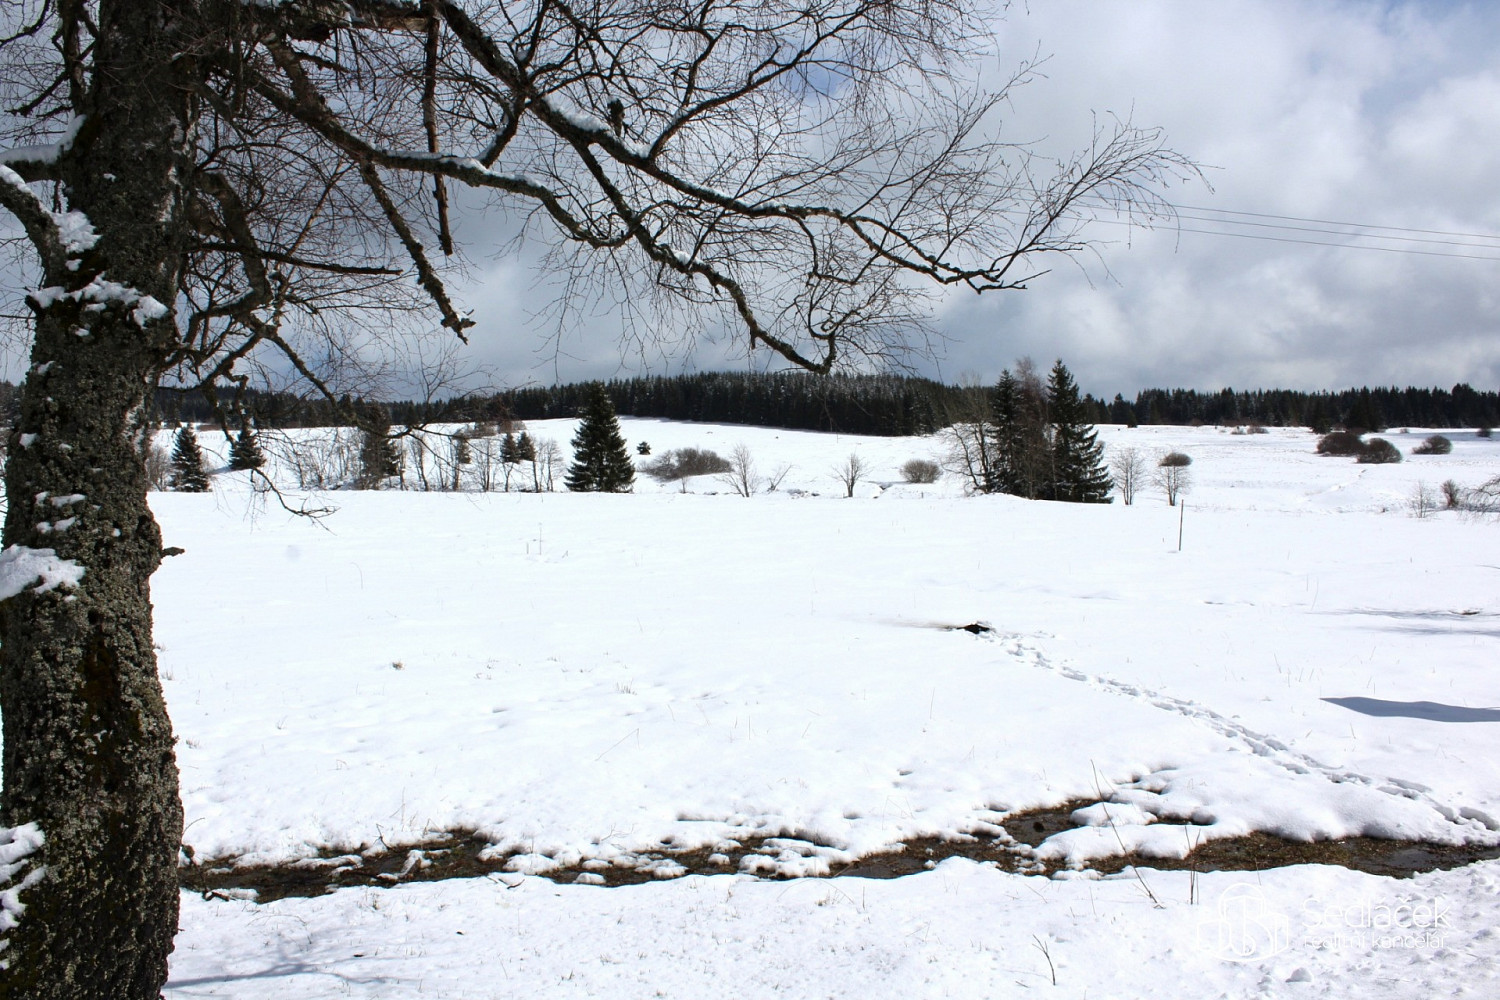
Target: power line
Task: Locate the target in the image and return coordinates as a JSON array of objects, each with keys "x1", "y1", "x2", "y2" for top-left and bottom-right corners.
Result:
[
  {"x1": 1042, "y1": 199, "x2": 1500, "y2": 261},
  {"x1": 1170, "y1": 212, "x2": 1500, "y2": 251},
  {"x1": 1170, "y1": 203, "x2": 1500, "y2": 244},
  {"x1": 1078, "y1": 215, "x2": 1500, "y2": 261},
  {"x1": 1155, "y1": 223, "x2": 1500, "y2": 261}
]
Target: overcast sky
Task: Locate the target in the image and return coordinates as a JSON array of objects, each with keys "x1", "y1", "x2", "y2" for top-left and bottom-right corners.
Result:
[{"x1": 446, "y1": 0, "x2": 1500, "y2": 399}]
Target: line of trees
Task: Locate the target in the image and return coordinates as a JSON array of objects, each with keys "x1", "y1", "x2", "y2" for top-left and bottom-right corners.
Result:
[
  {"x1": 121, "y1": 375, "x2": 1500, "y2": 440},
  {"x1": 495, "y1": 372, "x2": 953, "y2": 437},
  {"x1": 1116, "y1": 384, "x2": 1499, "y2": 430}
]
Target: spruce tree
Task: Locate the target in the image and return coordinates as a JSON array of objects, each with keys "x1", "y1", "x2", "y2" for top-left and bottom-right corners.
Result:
[
  {"x1": 227, "y1": 426, "x2": 266, "y2": 471},
  {"x1": 168, "y1": 426, "x2": 211, "y2": 492},
  {"x1": 566, "y1": 383, "x2": 636, "y2": 492},
  {"x1": 514, "y1": 430, "x2": 537, "y2": 462},
  {"x1": 988, "y1": 364, "x2": 1051, "y2": 498},
  {"x1": 356, "y1": 402, "x2": 401, "y2": 488},
  {"x1": 1048, "y1": 360, "x2": 1112, "y2": 503},
  {"x1": 988, "y1": 370, "x2": 1021, "y2": 494}
]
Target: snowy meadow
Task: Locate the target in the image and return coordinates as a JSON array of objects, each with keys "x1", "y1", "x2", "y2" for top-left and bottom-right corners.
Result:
[{"x1": 154, "y1": 420, "x2": 1500, "y2": 998}]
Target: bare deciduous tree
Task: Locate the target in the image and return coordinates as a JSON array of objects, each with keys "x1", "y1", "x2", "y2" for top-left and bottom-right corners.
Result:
[
  {"x1": 1110, "y1": 446, "x2": 1148, "y2": 505},
  {"x1": 832, "y1": 453, "x2": 867, "y2": 498},
  {"x1": 533, "y1": 438, "x2": 563, "y2": 493},
  {"x1": 0, "y1": 1, "x2": 1194, "y2": 993},
  {"x1": 472, "y1": 435, "x2": 501, "y2": 492},
  {"x1": 1155, "y1": 451, "x2": 1193, "y2": 506},
  {"x1": 720, "y1": 443, "x2": 761, "y2": 498},
  {"x1": 143, "y1": 445, "x2": 173, "y2": 493},
  {"x1": 945, "y1": 421, "x2": 993, "y2": 494},
  {"x1": 941, "y1": 381, "x2": 997, "y2": 493}
]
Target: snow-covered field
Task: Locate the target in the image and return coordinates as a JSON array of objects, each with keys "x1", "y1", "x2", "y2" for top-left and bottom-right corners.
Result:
[{"x1": 155, "y1": 420, "x2": 1500, "y2": 998}]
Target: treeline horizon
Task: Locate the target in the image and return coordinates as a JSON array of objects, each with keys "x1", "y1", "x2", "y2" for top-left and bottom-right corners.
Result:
[{"x1": 114, "y1": 371, "x2": 1500, "y2": 436}]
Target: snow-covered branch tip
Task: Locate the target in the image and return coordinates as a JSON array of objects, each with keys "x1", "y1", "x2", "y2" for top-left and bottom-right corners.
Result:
[
  {"x1": 0, "y1": 823, "x2": 46, "y2": 972},
  {"x1": 0, "y1": 546, "x2": 85, "y2": 603}
]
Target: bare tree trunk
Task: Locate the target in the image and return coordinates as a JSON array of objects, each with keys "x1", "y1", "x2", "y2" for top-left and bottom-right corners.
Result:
[{"x1": 0, "y1": 4, "x2": 190, "y2": 997}]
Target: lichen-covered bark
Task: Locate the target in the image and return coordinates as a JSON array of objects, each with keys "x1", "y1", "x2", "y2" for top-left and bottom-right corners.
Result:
[{"x1": 0, "y1": 2, "x2": 194, "y2": 997}]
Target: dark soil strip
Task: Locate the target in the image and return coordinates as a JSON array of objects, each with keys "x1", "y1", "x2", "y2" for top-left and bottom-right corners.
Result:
[{"x1": 180, "y1": 801, "x2": 1500, "y2": 904}]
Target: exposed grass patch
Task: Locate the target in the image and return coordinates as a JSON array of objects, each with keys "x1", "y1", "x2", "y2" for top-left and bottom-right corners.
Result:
[{"x1": 181, "y1": 800, "x2": 1500, "y2": 903}]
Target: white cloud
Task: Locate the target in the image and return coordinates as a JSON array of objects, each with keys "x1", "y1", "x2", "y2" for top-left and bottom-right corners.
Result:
[{"x1": 903, "y1": 0, "x2": 1500, "y2": 396}]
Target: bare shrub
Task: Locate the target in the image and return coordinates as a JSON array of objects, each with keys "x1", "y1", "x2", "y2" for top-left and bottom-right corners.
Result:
[
  {"x1": 1412, "y1": 435, "x2": 1452, "y2": 455},
  {"x1": 1356, "y1": 438, "x2": 1401, "y2": 464},
  {"x1": 1155, "y1": 451, "x2": 1192, "y2": 506},
  {"x1": 766, "y1": 463, "x2": 794, "y2": 491},
  {"x1": 901, "y1": 458, "x2": 941, "y2": 484},
  {"x1": 1409, "y1": 482, "x2": 1438, "y2": 519},
  {"x1": 1442, "y1": 479, "x2": 1462, "y2": 509},
  {"x1": 1109, "y1": 446, "x2": 1148, "y2": 505},
  {"x1": 1246, "y1": 422, "x2": 1269, "y2": 434},
  {"x1": 643, "y1": 447, "x2": 732, "y2": 483},
  {"x1": 1317, "y1": 431, "x2": 1365, "y2": 456},
  {"x1": 1480, "y1": 427, "x2": 1494, "y2": 439}
]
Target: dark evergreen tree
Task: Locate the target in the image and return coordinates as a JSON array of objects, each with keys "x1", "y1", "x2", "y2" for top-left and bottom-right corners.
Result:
[
  {"x1": 566, "y1": 383, "x2": 636, "y2": 492},
  {"x1": 988, "y1": 370, "x2": 1021, "y2": 494},
  {"x1": 1047, "y1": 360, "x2": 1112, "y2": 503},
  {"x1": 500, "y1": 432, "x2": 519, "y2": 464},
  {"x1": 1305, "y1": 395, "x2": 1332, "y2": 434},
  {"x1": 514, "y1": 430, "x2": 537, "y2": 462},
  {"x1": 984, "y1": 365, "x2": 1052, "y2": 498},
  {"x1": 168, "y1": 426, "x2": 210, "y2": 492},
  {"x1": 227, "y1": 427, "x2": 265, "y2": 471},
  {"x1": 356, "y1": 403, "x2": 401, "y2": 488},
  {"x1": 1345, "y1": 387, "x2": 1384, "y2": 433}
]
